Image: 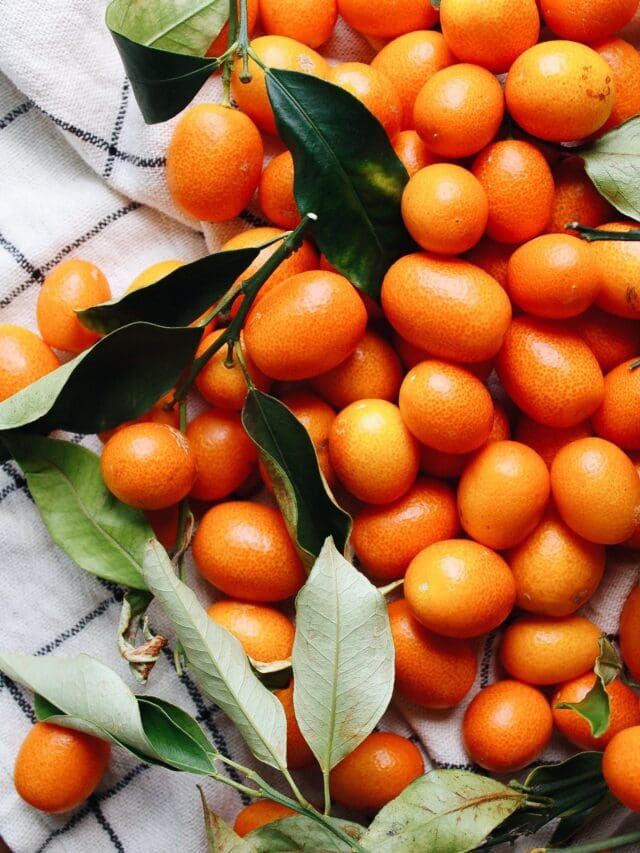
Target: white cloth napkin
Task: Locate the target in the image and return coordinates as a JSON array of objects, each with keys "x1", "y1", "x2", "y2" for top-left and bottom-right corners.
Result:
[{"x1": 1, "y1": 2, "x2": 640, "y2": 850}]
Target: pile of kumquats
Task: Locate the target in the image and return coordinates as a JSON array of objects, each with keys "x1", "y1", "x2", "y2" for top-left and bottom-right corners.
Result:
[{"x1": 5, "y1": 0, "x2": 640, "y2": 848}]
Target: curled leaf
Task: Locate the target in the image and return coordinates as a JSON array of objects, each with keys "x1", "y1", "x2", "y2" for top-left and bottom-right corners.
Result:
[{"x1": 554, "y1": 638, "x2": 621, "y2": 738}]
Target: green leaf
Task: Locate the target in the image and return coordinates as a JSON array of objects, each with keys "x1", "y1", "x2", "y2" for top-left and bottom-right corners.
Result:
[
  {"x1": 292, "y1": 538, "x2": 394, "y2": 774},
  {"x1": 106, "y1": 0, "x2": 227, "y2": 56},
  {"x1": 0, "y1": 652, "x2": 159, "y2": 759},
  {"x1": 523, "y1": 751, "x2": 604, "y2": 791},
  {"x1": 105, "y1": 0, "x2": 228, "y2": 123},
  {"x1": 200, "y1": 789, "x2": 256, "y2": 853},
  {"x1": 362, "y1": 769, "x2": 526, "y2": 852},
  {"x1": 581, "y1": 116, "x2": 640, "y2": 222},
  {"x1": 78, "y1": 248, "x2": 259, "y2": 335},
  {"x1": 266, "y1": 69, "x2": 412, "y2": 299},
  {"x1": 3, "y1": 435, "x2": 150, "y2": 589},
  {"x1": 247, "y1": 815, "x2": 365, "y2": 852},
  {"x1": 142, "y1": 539, "x2": 287, "y2": 770},
  {"x1": 555, "y1": 638, "x2": 621, "y2": 738},
  {"x1": 0, "y1": 322, "x2": 201, "y2": 435},
  {"x1": 242, "y1": 390, "x2": 351, "y2": 570},
  {"x1": 137, "y1": 696, "x2": 217, "y2": 774}
]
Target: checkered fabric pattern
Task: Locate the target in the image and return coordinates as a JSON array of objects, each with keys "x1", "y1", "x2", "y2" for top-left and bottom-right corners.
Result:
[{"x1": 1, "y1": 2, "x2": 640, "y2": 851}]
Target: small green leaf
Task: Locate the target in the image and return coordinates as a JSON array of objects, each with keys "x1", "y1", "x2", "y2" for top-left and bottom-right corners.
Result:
[
  {"x1": 143, "y1": 539, "x2": 287, "y2": 770},
  {"x1": 105, "y1": 0, "x2": 228, "y2": 123},
  {"x1": 3, "y1": 435, "x2": 150, "y2": 589},
  {"x1": 292, "y1": 538, "x2": 394, "y2": 774},
  {"x1": 266, "y1": 70, "x2": 412, "y2": 298},
  {"x1": 78, "y1": 248, "x2": 259, "y2": 334},
  {"x1": 137, "y1": 697, "x2": 216, "y2": 774},
  {"x1": 523, "y1": 751, "x2": 604, "y2": 791},
  {"x1": 200, "y1": 789, "x2": 256, "y2": 853},
  {"x1": 362, "y1": 769, "x2": 526, "y2": 852},
  {"x1": 581, "y1": 116, "x2": 640, "y2": 222},
  {"x1": 242, "y1": 390, "x2": 352, "y2": 569},
  {"x1": 247, "y1": 815, "x2": 365, "y2": 852},
  {"x1": 0, "y1": 322, "x2": 201, "y2": 435},
  {"x1": 555, "y1": 638, "x2": 621, "y2": 738}
]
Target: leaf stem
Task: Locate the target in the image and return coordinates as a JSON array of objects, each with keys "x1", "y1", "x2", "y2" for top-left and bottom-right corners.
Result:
[
  {"x1": 322, "y1": 769, "x2": 331, "y2": 816},
  {"x1": 221, "y1": 0, "x2": 238, "y2": 107},
  {"x1": 172, "y1": 213, "x2": 316, "y2": 404},
  {"x1": 378, "y1": 579, "x2": 404, "y2": 597},
  {"x1": 237, "y1": 0, "x2": 252, "y2": 82},
  {"x1": 569, "y1": 222, "x2": 640, "y2": 241}
]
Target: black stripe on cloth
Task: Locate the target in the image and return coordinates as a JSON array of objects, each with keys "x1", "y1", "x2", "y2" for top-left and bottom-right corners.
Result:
[
  {"x1": 103, "y1": 80, "x2": 130, "y2": 181},
  {"x1": 89, "y1": 798, "x2": 126, "y2": 853},
  {"x1": 0, "y1": 674, "x2": 36, "y2": 723},
  {"x1": 35, "y1": 596, "x2": 118, "y2": 656},
  {"x1": 0, "y1": 201, "x2": 141, "y2": 308},
  {"x1": 0, "y1": 100, "x2": 34, "y2": 131},
  {"x1": 433, "y1": 761, "x2": 477, "y2": 771},
  {"x1": 161, "y1": 647, "x2": 249, "y2": 804},
  {"x1": 0, "y1": 232, "x2": 43, "y2": 281},
  {"x1": 239, "y1": 209, "x2": 269, "y2": 228},
  {"x1": 479, "y1": 630, "x2": 497, "y2": 689},
  {"x1": 35, "y1": 104, "x2": 165, "y2": 168},
  {"x1": 1, "y1": 461, "x2": 27, "y2": 500}
]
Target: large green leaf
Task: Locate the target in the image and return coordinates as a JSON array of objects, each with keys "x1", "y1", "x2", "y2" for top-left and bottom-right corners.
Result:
[
  {"x1": 242, "y1": 390, "x2": 351, "y2": 570},
  {"x1": 266, "y1": 69, "x2": 412, "y2": 298},
  {"x1": 3, "y1": 435, "x2": 150, "y2": 590},
  {"x1": 106, "y1": 0, "x2": 226, "y2": 123},
  {"x1": 0, "y1": 322, "x2": 201, "y2": 435},
  {"x1": 581, "y1": 116, "x2": 640, "y2": 222},
  {"x1": 292, "y1": 539, "x2": 394, "y2": 777},
  {"x1": 555, "y1": 638, "x2": 621, "y2": 738},
  {"x1": 143, "y1": 539, "x2": 287, "y2": 770},
  {"x1": 78, "y1": 248, "x2": 259, "y2": 335},
  {"x1": 362, "y1": 770, "x2": 526, "y2": 852},
  {"x1": 247, "y1": 815, "x2": 365, "y2": 852}
]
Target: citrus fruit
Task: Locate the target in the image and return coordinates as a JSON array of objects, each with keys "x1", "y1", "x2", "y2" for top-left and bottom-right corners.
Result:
[
  {"x1": 329, "y1": 399, "x2": 419, "y2": 504},
  {"x1": 620, "y1": 584, "x2": 640, "y2": 681},
  {"x1": 496, "y1": 314, "x2": 605, "y2": 428},
  {"x1": 593, "y1": 223, "x2": 640, "y2": 319},
  {"x1": 371, "y1": 31, "x2": 456, "y2": 129},
  {"x1": 234, "y1": 801, "x2": 296, "y2": 837},
  {"x1": 192, "y1": 501, "x2": 306, "y2": 601},
  {"x1": 352, "y1": 478, "x2": 459, "y2": 580},
  {"x1": 389, "y1": 599, "x2": 477, "y2": 708},
  {"x1": 505, "y1": 41, "x2": 615, "y2": 142},
  {"x1": 404, "y1": 539, "x2": 516, "y2": 638},
  {"x1": 258, "y1": 151, "x2": 299, "y2": 230},
  {"x1": 391, "y1": 130, "x2": 438, "y2": 176},
  {"x1": 14, "y1": 722, "x2": 110, "y2": 813},
  {"x1": 506, "y1": 506, "x2": 605, "y2": 617},
  {"x1": 194, "y1": 330, "x2": 271, "y2": 410},
  {"x1": 457, "y1": 440, "x2": 550, "y2": 550},
  {"x1": 270, "y1": 389, "x2": 336, "y2": 487},
  {"x1": 540, "y1": 0, "x2": 639, "y2": 43},
  {"x1": 126, "y1": 260, "x2": 185, "y2": 293},
  {"x1": 464, "y1": 237, "x2": 516, "y2": 290},
  {"x1": 593, "y1": 37, "x2": 640, "y2": 133},
  {"x1": 259, "y1": 0, "x2": 337, "y2": 48},
  {"x1": 381, "y1": 252, "x2": 512, "y2": 363},
  {"x1": 329, "y1": 732, "x2": 424, "y2": 811},
  {"x1": 337, "y1": 0, "x2": 438, "y2": 39},
  {"x1": 550, "y1": 436, "x2": 640, "y2": 544},
  {"x1": 514, "y1": 417, "x2": 593, "y2": 469},
  {"x1": 231, "y1": 36, "x2": 328, "y2": 135},
  {"x1": 506, "y1": 234, "x2": 600, "y2": 319},
  {"x1": 547, "y1": 157, "x2": 616, "y2": 236},
  {"x1": 593, "y1": 359, "x2": 640, "y2": 450},
  {"x1": 602, "y1": 726, "x2": 640, "y2": 813},
  {"x1": 553, "y1": 673, "x2": 640, "y2": 751},
  {"x1": 207, "y1": 600, "x2": 295, "y2": 662},
  {"x1": 186, "y1": 409, "x2": 257, "y2": 502},
  {"x1": 310, "y1": 330, "x2": 403, "y2": 410},
  {"x1": 0, "y1": 324, "x2": 59, "y2": 402},
  {"x1": 401, "y1": 164, "x2": 488, "y2": 255},
  {"x1": 472, "y1": 140, "x2": 555, "y2": 243},
  {"x1": 243, "y1": 270, "x2": 367, "y2": 381},
  {"x1": 500, "y1": 614, "x2": 602, "y2": 685},
  {"x1": 100, "y1": 423, "x2": 197, "y2": 510},
  {"x1": 572, "y1": 307, "x2": 640, "y2": 373},
  {"x1": 36, "y1": 259, "x2": 111, "y2": 353},
  {"x1": 399, "y1": 360, "x2": 494, "y2": 453},
  {"x1": 166, "y1": 104, "x2": 263, "y2": 221},
  {"x1": 463, "y1": 681, "x2": 553, "y2": 772},
  {"x1": 413, "y1": 64, "x2": 505, "y2": 159},
  {"x1": 439, "y1": 0, "x2": 540, "y2": 73},
  {"x1": 327, "y1": 63, "x2": 402, "y2": 138}
]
